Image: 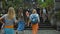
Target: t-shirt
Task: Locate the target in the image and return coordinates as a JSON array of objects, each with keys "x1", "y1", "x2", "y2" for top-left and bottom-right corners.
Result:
[
  {"x1": 43, "y1": 8, "x2": 46, "y2": 14},
  {"x1": 1, "y1": 14, "x2": 16, "y2": 26}
]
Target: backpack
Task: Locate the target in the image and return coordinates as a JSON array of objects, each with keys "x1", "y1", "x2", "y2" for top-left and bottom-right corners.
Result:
[{"x1": 31, "y1": 14, "x2": 38, "y2": 24}]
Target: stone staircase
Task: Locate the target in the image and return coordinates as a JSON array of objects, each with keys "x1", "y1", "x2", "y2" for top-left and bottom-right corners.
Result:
[{"x1": 25, "y1": 22, "x2": 55, "y2": 30}]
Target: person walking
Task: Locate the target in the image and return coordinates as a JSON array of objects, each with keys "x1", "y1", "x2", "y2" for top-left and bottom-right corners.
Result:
[
  {"x1": 29, "y1": 9, "x2": 40, "y2": 34},
  {"x1": 17, "y1": 8, "x2": 25, "y2": 34}
]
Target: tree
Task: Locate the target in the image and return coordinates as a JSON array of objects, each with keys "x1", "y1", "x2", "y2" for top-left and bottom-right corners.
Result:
[
  {"x1": 2, "y1": 0, "x2": 24, "y2": 10},
  {"x1": 37, "y1": 0, "x2": 54, "y2": 9}
]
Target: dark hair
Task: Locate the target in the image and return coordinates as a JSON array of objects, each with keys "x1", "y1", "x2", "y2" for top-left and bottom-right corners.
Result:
[
  {"x1": 25, "y1": 9, "x2": 30, "y2": 12},
  {"x1": 17, "y1": 7, "x2": 23, "y2": 19}
]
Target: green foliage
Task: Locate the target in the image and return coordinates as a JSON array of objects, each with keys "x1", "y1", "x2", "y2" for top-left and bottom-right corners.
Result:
[
  {"x1": 40, "y1": 2, "x2": 47, "y2": 8},
  {"x1": 37, "y1": 0, "x2": 54, "y2": 8},
  {"x1": 37, "y1": 0, "x2": 43, "y2": 5},
  {"x1": 2, "y1": 0, "x2": 54, "y2": 10},
  {"x1": 2, "y1": 0, "x2": 24, "y2": 10},
  {"x1": 46, "y1": 0, "x2": 54, "y2": 8}
]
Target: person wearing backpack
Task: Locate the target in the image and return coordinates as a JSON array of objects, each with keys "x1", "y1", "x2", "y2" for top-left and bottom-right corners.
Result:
[
  {"x1": 29, "y1": 9, "x2": 40, "y2": 34},
  {"x1": 0, "y1": 7, "x2": 17, "y2": 34}
]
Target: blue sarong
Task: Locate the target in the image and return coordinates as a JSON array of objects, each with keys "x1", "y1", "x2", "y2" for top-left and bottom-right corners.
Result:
[
  {"x1": 17, "y1": 20, "x2": 25, "y2": 31},
  {"x1": 4, "y1": 28, "x2": 14, "y2": 34}
]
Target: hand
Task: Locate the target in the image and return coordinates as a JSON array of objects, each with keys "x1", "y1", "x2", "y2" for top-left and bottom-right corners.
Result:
[{"x1": 1, "y1": 23, "x2": 4, "y2": 29}]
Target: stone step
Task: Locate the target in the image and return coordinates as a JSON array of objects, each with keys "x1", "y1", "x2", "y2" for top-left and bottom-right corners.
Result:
[{"x1": 25, "y1": 28, "x2": 55, "y2": 30}]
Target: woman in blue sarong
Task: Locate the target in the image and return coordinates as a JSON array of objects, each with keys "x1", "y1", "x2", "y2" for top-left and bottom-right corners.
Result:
[{"x1": 0, "y1": 7, "x2": 17, "y2": 34}]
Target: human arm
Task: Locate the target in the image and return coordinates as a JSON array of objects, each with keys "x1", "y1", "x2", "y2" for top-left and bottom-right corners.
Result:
[
  {"x1": 0, "y1": 14, "x2": 7, "y2": 24},
  {"x1": 37, "y1": 14, "x2": 40, "y2": 23}
]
